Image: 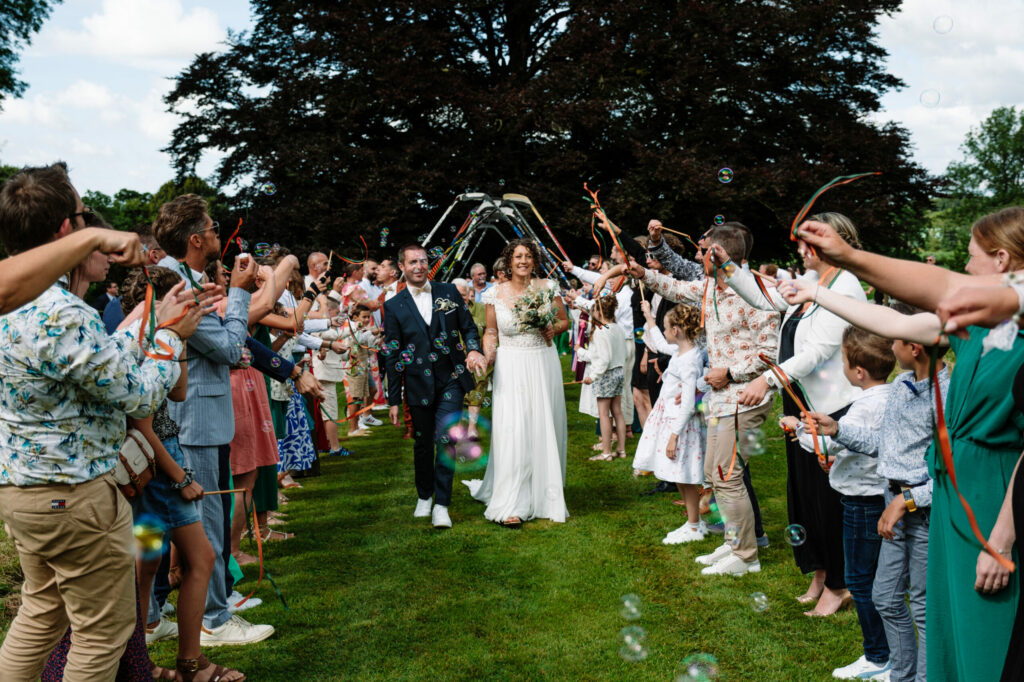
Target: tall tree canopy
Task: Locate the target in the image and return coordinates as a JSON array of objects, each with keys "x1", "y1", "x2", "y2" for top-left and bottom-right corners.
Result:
[
  {"x1": 0, "y1": 1, "x2": 61, "y2": 107},
  {"x1": 166, "y1": 0, "x2": 932, "y2": 263}
]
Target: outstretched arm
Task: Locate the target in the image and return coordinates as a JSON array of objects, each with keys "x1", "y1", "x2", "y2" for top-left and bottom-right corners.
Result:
[{"x1": 778, "y1": 277, "x2": 946, "y2": 345}]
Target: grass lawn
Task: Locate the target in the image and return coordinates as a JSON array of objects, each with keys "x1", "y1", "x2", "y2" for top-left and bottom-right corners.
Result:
[{"x1": 2, "y1": 356, "x2": 864, "y2": 680}]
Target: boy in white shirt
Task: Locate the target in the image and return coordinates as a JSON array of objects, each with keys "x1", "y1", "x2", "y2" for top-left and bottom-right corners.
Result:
[
  {"x1": 313, "y1": 297, "x2": 352, "y2": 456},
  {"x1": 782, "y1": 327, "x2": 895, "y2": 680}
]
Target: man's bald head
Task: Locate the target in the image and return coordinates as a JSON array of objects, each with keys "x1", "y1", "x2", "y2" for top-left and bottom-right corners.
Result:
[{"x1": 307, "y1": 251, "x2": 328, "y2": 276}]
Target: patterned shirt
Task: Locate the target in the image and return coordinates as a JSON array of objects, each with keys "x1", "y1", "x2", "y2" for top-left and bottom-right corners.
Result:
[
  {"x1": 835, "y1": 366, "x2": 951, "y2": 508},
  {"x1": 0, "y1": 285, "x2": 182, "y2": 486},
  {"x1": 642, "y1": 269, "x2": 779, "y2": 417}
]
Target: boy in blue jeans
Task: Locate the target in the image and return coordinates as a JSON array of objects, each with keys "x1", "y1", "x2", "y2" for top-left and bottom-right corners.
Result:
[
  {"x1": 784, "y1": 327, "x2": 895, "y2": 680},
  {"x1": 811, "y1": 310, "x2": 949, "y2": 682}
]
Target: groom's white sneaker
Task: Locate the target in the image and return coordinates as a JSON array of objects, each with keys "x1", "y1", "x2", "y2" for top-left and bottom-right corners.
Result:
[
  {"x1": 432, "y1": 505, "x2": 452, "y2": 529},
  {"x1": 414, "y1": 498, "x2": 433, "y2": 518}
]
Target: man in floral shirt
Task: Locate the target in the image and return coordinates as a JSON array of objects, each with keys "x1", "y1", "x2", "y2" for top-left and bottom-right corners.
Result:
[
  {"x1": 0, "y1": 163, "x2": 196, "y2": 680},
  {"x1": 629, "y1": 223, "x2": 779, "y2": 577}
]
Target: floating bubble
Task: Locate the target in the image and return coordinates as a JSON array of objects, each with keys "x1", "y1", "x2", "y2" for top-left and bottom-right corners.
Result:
[
  {"x1": 395, "y1": 362, "x2": 405, "y2": 372},
  {"x1": 933, "y1": 15, "x2": 953, "y2": 34},
  {"x1": 443, "y1": 391, "x2": 452, "y2": 400},
  {"x1": 254, "y1": 242, "x2": 271, "y2": 257},
  {"x1": 418, "y1": 234, "x2": 428, "y2": 242},
  {"x1": 261, "y1": 420, "x2": 273, "y2": 433},
  {"x1": 400, "y1": 351, "x2": 413, "y2": 364},
  {"x1": 750, "y1": 591, "x2": 769, "y2": 612},
  {"x1": 389, "y1": 340, "x2": 400, "y2": 349},
  {"x1": 437, "y1": 411, "x2": 489, "y2": 472},
  {"x1": 455, "y1": 364, "x2": 465, "y2": 375},
  {"x1": 270, "y1": 357, "x2": 281, "y2": 368},
  {"x1": 455, "y1": 342, "x2": 464, "y2": 351},
  {"x1": 262, "y1": 182, "x2": 277, "y2": 196},
  {"x1": 238, "y1": 238, "x2": 249, "y2": 251},
  {"x1": 618, "y1": 626, "x2": 648, "y2": 662},
  {"x1": 238, "y1": 347, "x2": 253, "y2": 369},
  {"x1": 633, "y1": 327, "x2": 644, "y2": 342},
  {"x1": 482, "y1": 397, "x2": 491, "y2": 407},
  {"x1": 724, "y1": 522, "x2": 739, "y2": 548},
  {"x1": 714, "y1": 215, "x2": 725, "y2": 225},
  {"x1": 442, "y1": 345, "x2": 451, "y2": 355},
  {"x1": 499, "y1": 179, "x2": 506, "y2": 186},
  {"x1": 421, "y1": 398, "x2": 428, "y2": 405},
  {"x1": 619, "y1": 593, "x2": 641, "y2": 621},
  {"x1": 428, "y1": 246, "x2": 445, "y2": 259},
  {"x1": 674, "y1": 653, "x2": 719, "y2": 681},
  {"x1": 416, "y1": 357, "x2": 424, "y2": 365},
  {"x1": 740, "y1": 428, "x2": 765, "y2": 456},
  {"x1": 717, "y1": 168, "x2": 734, "y2": 184},
  {"x1": 433, "y1": 338, "x2": 444, "y2": 349},
  {"x1": 424, "y1": 368, "x2": 432, "y2": 376},
  {"x1": 133, "y1": 514, "x2": 167, "y2": 561},
  {"x1": 428, "y1": 352, "x2": 438, "y2": 362},
  {"x1": 920, "y1": 89, "x2": 940, "y2": 107},
  {"x1": 785, "y1": 523, "x2": 807, "y2": 547},
  {"x1": 244, "y1": 378, "x2": 256, "y2": 392}
]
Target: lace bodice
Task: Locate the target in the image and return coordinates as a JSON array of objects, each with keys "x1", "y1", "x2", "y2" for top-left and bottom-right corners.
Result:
[{"x1": 482, "y1": 279, "x2": 559, "y2": 349}]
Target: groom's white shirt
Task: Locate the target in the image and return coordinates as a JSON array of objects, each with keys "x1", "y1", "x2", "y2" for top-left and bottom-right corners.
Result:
[{"x1": 409, "y1": 282, "x2": 433, "y2": 326}]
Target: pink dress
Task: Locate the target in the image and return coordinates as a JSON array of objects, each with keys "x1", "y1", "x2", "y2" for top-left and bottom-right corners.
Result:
[{"x1": 229, "y1": 366, "x2": 280, "y2": 475}]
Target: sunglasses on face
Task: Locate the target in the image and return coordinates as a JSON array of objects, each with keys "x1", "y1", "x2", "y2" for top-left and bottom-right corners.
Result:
[{"x1": 68, "y1": 206, "x2": 95, "y2": 224}]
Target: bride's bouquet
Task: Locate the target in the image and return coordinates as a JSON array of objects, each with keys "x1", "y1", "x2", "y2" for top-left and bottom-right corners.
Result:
[{"x1": 513, "y1": 285, "x2": 558, "y2": 346}]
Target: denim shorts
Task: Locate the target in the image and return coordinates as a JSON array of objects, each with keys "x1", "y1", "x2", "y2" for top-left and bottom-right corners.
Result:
[{"x1": 130, "y1": 437, "x2": 202, "y2": 529}]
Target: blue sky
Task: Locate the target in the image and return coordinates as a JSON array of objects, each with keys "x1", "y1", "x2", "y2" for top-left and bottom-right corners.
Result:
[{"x1": 1, "y1": 0, "x2": 1022, "y2": 197}]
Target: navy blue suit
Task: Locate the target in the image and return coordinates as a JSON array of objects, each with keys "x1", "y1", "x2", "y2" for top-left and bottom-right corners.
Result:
[{"x1": 383, "y1": 282, "x2": 481, "y2": 505}]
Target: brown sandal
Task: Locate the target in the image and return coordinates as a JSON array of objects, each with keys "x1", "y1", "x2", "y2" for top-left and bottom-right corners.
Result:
[{"x1": 177, "y1": 655, "x2": 245, "y2": 682}]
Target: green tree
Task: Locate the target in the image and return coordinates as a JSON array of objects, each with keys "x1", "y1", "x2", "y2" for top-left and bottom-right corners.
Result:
[
  {"x1": 0, "y1": 1, "x2": 62, "y2": 107},
  {"x1": 165, "y1": 0, "x2": 931, "y2": 262}
]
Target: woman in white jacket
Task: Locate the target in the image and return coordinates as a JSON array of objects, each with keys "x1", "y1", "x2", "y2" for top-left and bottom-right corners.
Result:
[{"x1": 711, "y1": 212, "x2": 865, "y2": 617}]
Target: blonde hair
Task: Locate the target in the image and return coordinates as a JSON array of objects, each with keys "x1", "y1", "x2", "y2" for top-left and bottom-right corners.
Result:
[
  {"x1": 663, "y1": 304, "x2": 701, "y2": 341},
  {"x1": 809, "y1": 212, "x2": 861, "y2": 250},
  {"x1": 971, "y1": 207, "x2": 1024, "y2": 270}
]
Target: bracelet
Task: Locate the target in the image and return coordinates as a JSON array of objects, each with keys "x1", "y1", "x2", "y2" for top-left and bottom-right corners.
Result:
[
  {"x1": 302, "y1": 290, "x2": 316, "y2": 302},
  {"x1": 171, "y1": 467, "x2": 194, "y2": 490},
  {"x1": 996, "y1": 547, "x2": 1013, "y2": 556},
  {"x1": 308, "y1": 281, "x2": 322, "y2": 295}
]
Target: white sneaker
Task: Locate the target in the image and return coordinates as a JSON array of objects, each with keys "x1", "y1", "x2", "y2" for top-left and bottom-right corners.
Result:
[
  {"x1": 700, "y1": 553, "x2": 761, "y2": 576},
  {"x1": 227, "y1": 590, "x2": 262, "y2": 614},
  {"x1": 144, "y1": 617, "x2": 178, "y2": 644},
  {"x1": 663, "y1": 524, "x2": 706, "y2": 545},
  {"x1": 870, "y1": 670, "x2": 891, "y2": 681},
  {"x1": 414, "y1": 498, "x2": 433, "y2": 518},
  {"x1": 432, "y1": 505, "x2": 452, "y2": 529},
  {"x1": 695, "y1": 543, "x2": 734, "y2": 566},
  {"x1": 361, "y1": 414, "x2": 383, "y2": 427},
  {"x1": 832, "y1": 655, "x2": 891, "y2": 680},
  {"x1": 200, "y1": 614, "x2": 274, "y2": 647}
]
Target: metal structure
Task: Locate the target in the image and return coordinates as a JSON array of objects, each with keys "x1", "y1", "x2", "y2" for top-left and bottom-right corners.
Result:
[{"x1": 420, "y1": 192, "x2": 571, "y2": 287}]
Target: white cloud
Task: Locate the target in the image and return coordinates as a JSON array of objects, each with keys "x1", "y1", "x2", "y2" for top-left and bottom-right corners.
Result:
[{"x1": 33, "y1": 0, "x2": 225, "y2": 69}]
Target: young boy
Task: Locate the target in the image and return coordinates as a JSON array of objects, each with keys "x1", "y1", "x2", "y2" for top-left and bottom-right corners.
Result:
[
  {"x1": 342, "y1": 303, "x2": 380, "y2": 437},
  {"x1": 312, "y1": 296, "x2": 352, "y2": 455},
  {"x1": 783, "y1": 327, "x2": 896, "y2": 680},
  {"x1": 808, "y1": 304, "x2": 949, "y2": 682}
]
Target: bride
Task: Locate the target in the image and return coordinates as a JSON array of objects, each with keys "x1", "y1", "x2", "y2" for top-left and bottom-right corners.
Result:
[{"x1": 465, "y1": 238, "x2": 571, "y2": 527}]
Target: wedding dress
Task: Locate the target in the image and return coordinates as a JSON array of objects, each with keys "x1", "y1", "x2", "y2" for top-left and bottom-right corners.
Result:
[{"x1": 464, "y1": 280, "x2": 568, "y2": 522}]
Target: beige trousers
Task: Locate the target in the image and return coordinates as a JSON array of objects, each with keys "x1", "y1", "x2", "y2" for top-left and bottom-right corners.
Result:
[
  {"x1": 0, "y1": 473, "x2": 136, "y2": 682},
  {"x1": 705, "y1": 402, "x2": 771, "y2": 562}
]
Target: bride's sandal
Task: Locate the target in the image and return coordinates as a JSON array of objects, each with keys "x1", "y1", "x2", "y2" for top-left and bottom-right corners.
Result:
[
  {"x1": 588, "y1": 452, "x2": 614, "y2": 461},
  {"x1": 500, "y1": 517, "x2": 523, "y2": 529}
]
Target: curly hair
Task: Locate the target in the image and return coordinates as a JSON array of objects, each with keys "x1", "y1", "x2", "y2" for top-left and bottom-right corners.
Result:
[
  {"x1": 664, "y1": 303, "x2": 701, "y2": 341},
  {"x1": 120, "y1": 266, "x2": 180, "y2": 316},
  {"x1": 499, "y1": 238, "x2": 544, "y2": 280}
]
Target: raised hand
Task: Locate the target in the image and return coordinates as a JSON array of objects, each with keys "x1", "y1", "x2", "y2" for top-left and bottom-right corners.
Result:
[
  {"x1": 795, "y1": 220, "x2": 856, "y2": 267},
  {"x1": 628, "y1": 261, "x2": 646, "y2": 279},
  {"x1": 640, "y1": 300, "x2": 652, "y2": 318},
  {"x1": 92, "y1": 228, "x2": 147, "y2": 266},
  {"x1": 708, "y1": 243, "x2": 730, "y2": 267},
  {"x1": 561, "y1": 260, "x2": 574, "y2": 272},
  {"x1": 230, "y1": 253, "x2": 259, "y2": 291},
  {"x1": 777, "y1": 278, "x2": 816, "y2": 305}
]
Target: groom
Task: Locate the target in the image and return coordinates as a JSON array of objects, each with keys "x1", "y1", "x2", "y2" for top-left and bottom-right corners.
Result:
[{"x1": 383, "y1": 244, "x2": 487, "y2": 528}]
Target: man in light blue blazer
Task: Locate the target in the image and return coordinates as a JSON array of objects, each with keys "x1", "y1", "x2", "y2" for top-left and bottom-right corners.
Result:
[{"x1": 154, "y1": 194, "x2": 275, "y2": 647}]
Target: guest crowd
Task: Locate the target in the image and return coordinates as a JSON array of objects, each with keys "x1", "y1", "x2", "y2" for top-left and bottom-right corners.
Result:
[{"x1": 0, "y1": 160, "x2": 1022, "y2": 682}]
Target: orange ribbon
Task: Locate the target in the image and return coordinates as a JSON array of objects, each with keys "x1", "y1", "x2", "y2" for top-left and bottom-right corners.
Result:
[{"x1": 758, "y1": 352, "x2": 827, "y2": 467}]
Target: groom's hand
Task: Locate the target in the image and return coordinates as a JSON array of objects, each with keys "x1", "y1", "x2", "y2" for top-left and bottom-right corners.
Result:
[
  {"x1": 466, "y1": 350, "x2": 486, "y2": 376},
  {"x1": 389, "y1": 405, "x2": 400, "y2": 427}
]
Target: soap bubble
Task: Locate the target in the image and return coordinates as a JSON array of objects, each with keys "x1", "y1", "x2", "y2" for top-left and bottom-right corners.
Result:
[
  {"x1": 418, "y1": 234, "x2": 428, "y2": 242},
  {"x1": 238, "y1": 238, "x2": 249, "y2": 251},
  {"x1": 270, "y1": 357, "x2": 281, "y2": 368},
  {"x1": 674, "y1": 653, "x2": 719, "y2": 681},
  {"x1": 400, "y1": 351, "x2": 413, "y2": 364},
  {"x1": 428, "y1": 352, "x2": 438, "y2": 362},
  {"x1": 262, "y1": 182, "x2": 277, "y2": 196},
  {"x1": 424, "y1": 368, "x2": 432, "y2": 376},
  {"x1": 619, "y1": 593, "x2": 641, "y2": 621},
  {"x1": 740, "y1": 428, "x2": 765, "y2": 455},
  {"x1": 244, "y1": 378, "x2": 255, "y2": 392},
  {"x1": 633, "y1": 327, "x2": 644, "y2": 342},
  {"x1": 933, "y1": 15, "x2": 953, "y2": 34},
  {"x1": 416, "y1": 357, "x2": 424, "y2": 365},
  {"x1": 395, "y1": 362, "x2": 405, "y2": 372},
  {"x1": 421, "y1": 398, "x2": 428, "y2": 405},
  {"x1": 482, "y1": 397, "x2": 491, "y2": 407},
  {"x1": 428, "y1": 246, "x2": 444, "y2": 259},
  {"x1": 920, "y1": 89, "x2": 940, "y2": 107},
  {"x1": 713, "y1": 214, "x2": 725, "y2": 225},
  {"x1": 261, "y1": 420, "x2": 273, "y2": 433},
  {"x1": 238, "y1": 347, "x2": 253, "y2": 369},
  {"x1": 618, "y1": 626, "x2": 648, "y2": 662},
  {"x1": 442, "y1": 345, "x2": 451, "y2": 355},
  {"x1": 499, "y1": 179, "x2": 506, "y2": 186},
  {"x1": 437, "y1": 411, "x2": 489, "y2": 472},
  {"x1": 724, "y1": 522, "x2": 740, "y2": 548},
  {"x1": 433, "y1": 338, "x2": 444, "y2": 349},
  {"x1": 254, "y1": 242, "x2": 271, "y2": 257},
  {"x1": 133, "y1": 514, "x2": 167, "y2": 561},
  {"x1": 785, "y1": 524, "x2": 807, "y2": 547},
  {"x1": 717, "y1": 168, "x2": 734, "y2": 184},
  {"x1": 750, "y1": 591, "x2": 769, "y2": 612}
]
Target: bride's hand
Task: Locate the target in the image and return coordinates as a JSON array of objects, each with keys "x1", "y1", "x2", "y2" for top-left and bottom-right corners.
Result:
[{"x1": 540, "y1": 325, "x2": 555, "y2": 342}]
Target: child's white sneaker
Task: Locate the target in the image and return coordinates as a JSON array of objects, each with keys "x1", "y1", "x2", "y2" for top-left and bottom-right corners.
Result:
[
  {"x1": 700, "y1": 553, "x2": 761, "y2": 576},
  {"x1": 695, "y1": 542, "x2": 733, "y2": 566},
  {"x1": 832, "y1": 655, "x2": 891, "y2": 679},
  {"x1": 663, "y1": 524, "x2": 706, "y2": 545}
]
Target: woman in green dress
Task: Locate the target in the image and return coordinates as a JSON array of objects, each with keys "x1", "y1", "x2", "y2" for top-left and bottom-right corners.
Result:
[{"x1": 797, "y1": 206, "x2": 1024, "y2": 681}]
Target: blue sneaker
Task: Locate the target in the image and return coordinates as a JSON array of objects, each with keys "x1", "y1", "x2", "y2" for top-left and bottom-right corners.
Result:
[{"x1": 329, "y1": 447, "x2": 352, "y2": 457}]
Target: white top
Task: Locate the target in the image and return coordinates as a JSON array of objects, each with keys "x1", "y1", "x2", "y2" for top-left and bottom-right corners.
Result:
[
  {"x1": 571, "y1": 266, "x2": 633, "y2": 341},
  {"x1": 794, "y1": 383, "x2": 891, "y2": 497},
  {"x1": 575, "y1": 323, "x2": 625, "y2": 376},
  {"x1": 643, "y1": 319, "x2": 679, "y2": 356},
  {"x1": 482, "y1": 279, "x2": 559, "y2": 350},
  {"x1": 156, "y1": 255, "x2": 205, "y2": 288},
  {"x1": 407, "y1": 282, "x2": 433, "y2": 326},
  {"x1": 660, "y1": 347, "x2": 704, "y2": 435},
  {"x1": 276, "y1": 290, "x2": 325, "y2": 350},
  {"x1": 311, "y1": 329, "x2": 348, "y2": 382},
  {"x1": 726, "y1": 265, "x2": 864, "y2": 416}
]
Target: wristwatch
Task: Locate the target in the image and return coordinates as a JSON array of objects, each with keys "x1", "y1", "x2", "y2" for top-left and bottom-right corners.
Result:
[
  {"x1": 171, "y1": 467, "x2": 194, "y2": 490},
  {"x1": 902, "y1": 487, "x2": 917, "y2": 513}
]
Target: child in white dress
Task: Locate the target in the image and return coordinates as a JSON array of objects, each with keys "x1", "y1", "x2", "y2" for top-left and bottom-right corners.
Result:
[
  {"x1": 632, "y1": 302, "x2": 707, "y2": 544},
  {"x1": 577, "y1": 294, "x2": 627, "y2": 461}
]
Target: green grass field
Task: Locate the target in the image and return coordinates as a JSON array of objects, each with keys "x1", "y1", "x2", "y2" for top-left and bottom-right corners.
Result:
[{"x1": 2, "y1": 357, "x2": 864, "y2": 680}]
